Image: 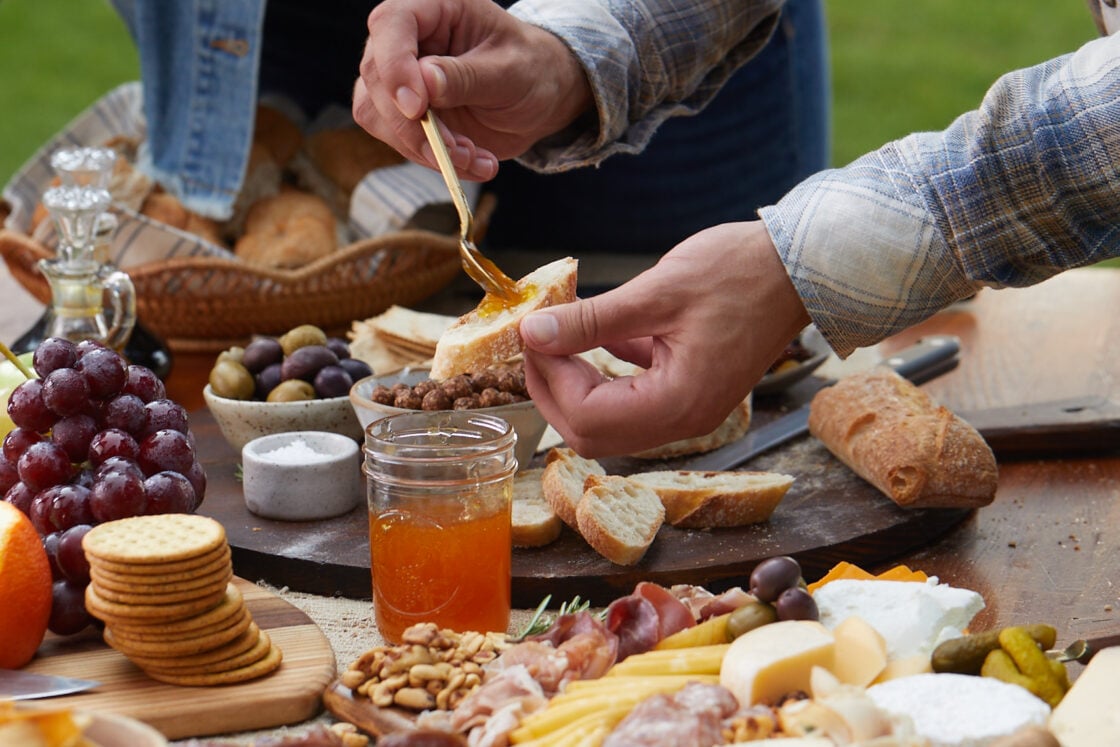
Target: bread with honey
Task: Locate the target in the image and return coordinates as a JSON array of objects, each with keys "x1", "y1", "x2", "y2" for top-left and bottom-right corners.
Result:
[
  {"x1": 808, "y1": 367, "x2": 998, "y2": 509},
  {"x1": 624, "y1": 470, "x2": 794, "y2": 528},
  {"x1": 540, "y1": 447, "x2": 605, "y2": 529},
  {"x1": 429, "y1": 257, "x2": 578, "y2": 380},
  {"x1": 576, "y1": 474, "x2": 664, "y2": 566}
]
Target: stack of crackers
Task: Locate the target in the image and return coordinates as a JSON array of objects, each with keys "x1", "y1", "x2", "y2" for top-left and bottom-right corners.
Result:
[
  {"x1": 82, "y1": 514, "x2": 282, "y2": 686},
  {"x1": 347, "y1": 305, "x2": 455, "y2": 375}
]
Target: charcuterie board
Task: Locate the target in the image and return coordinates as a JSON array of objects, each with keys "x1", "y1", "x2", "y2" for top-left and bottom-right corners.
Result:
[
  {"x1": 192, "y1": 380, "x2": 972, "y2": 608},
  {"x1": 21, "y1": 578, "x2": 336, "y2": 740}
]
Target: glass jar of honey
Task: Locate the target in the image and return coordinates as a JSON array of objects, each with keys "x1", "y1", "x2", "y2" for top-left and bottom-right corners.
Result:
[{"x1": 363, "y1": 411, "x2": 517, "y2": 643}]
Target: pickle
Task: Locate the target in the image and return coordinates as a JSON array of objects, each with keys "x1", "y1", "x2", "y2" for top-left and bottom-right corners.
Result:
[
  {"x1": 726, "y1": 600, "x2": 778, "y2": 640},
  {"x1": 932, "y1": 623, "x2": 1057, "y2": 675},
  {"x1": 980, "y1": 648, "x2": 1036, "y2": 690},
  {"x1": 998, "y1": 627, "x2": 1066, "y2": 707}
]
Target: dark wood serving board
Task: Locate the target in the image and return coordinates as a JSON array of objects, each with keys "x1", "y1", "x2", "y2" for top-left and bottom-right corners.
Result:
[{"x1": 192, "y1": 380, "x2": 972, "y2": 608}]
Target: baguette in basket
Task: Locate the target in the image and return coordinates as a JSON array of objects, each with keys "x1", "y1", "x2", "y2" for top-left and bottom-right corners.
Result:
[{"x1": 808, "y1": 367, "x2": 998, "y2": 509}]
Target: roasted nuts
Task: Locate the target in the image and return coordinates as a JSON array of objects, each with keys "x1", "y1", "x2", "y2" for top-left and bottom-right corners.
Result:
[
  {"x1": 343, "y1": 623, "x2": 509, "y2": 712},
  {"x1": 369, "y1": 364, "x2": 529, "y2": 411}
]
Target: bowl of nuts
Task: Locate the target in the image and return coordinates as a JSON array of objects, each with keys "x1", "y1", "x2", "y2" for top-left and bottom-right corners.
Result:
[
  {"x1": 203, "y1": 324, "x2": 372, "y2": 452},
  {"x1": 349, "y1": 362, "x2": 548, "y2": 469}
]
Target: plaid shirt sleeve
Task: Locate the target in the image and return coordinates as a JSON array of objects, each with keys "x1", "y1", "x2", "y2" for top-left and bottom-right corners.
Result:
[
  {"x1": 760, "y1": 32, "x2": 1120, "y2": 356},
  {"x1": 508, "y1": 0, "x2": 783, "y2": 171}
]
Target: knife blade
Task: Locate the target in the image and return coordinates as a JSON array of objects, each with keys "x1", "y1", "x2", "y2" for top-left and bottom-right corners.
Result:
[
  {"x1": 0, "y1": 669, "x2": 101, "y2": 700},
  {"x1": 679, "y1": 335, "x2": 962, "y2": 472},
  {"x1": 1048, "y1": 633, "x2": 1120, "y2": 664}
]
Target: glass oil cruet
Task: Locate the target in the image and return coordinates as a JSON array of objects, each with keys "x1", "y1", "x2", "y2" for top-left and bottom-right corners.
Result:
[{"x1": 32, "y1": 146, "x2": 136, "y2": 351}]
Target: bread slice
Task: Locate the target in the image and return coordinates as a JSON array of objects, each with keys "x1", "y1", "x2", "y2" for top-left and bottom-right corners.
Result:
[
  {"x1": 576, "y1": 475, "x2": 665, "y2": 566},
  {"x1": 808, "y1": 367, "x2": 998, "y2": 508},
  {"x1": 511, "y1": 468, "x2": 562, "y2": 548},
  {"x1": 632, "y1": 395, "x2": 753, "y2": 459},
  {"x1": 429, "y1": 257, "x2": 578, "y2": 380},
  {"x1": 540, "y1": 447, "x2": 606, "y2": 529},
  {"x1": 624, "y1": 470, "x2": 794, "y2": 528}
]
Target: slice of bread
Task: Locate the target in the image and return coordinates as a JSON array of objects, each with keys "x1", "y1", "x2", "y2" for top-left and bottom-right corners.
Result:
[
  {"x1": 430, "y1": 257, "x2": 578, "y2": 380},
  {"x1": 511, "y1": 468, "x2": 562, "y2": 548},
  {"x1": 541, "y1": 447, "x2": 606, "y2": 529},
  {"x1": 624, "y1": 470, "x2": 794, "y2": 528},
  {"x1": 632, "y1": 395, "x2": 753, "y2": 459},
  {"x1": 576, "y1": 475, "x2": 665, "y2": 566}
]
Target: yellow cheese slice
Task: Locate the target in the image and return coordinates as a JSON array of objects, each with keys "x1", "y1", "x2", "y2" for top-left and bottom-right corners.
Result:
[
  {"x1": 833, "y1": 615, "x2": 888, "y2": 687},
  {"x1": 1049, "y1": 646, "x2": 1120, "y2": 746},
  {"x1": 719, "y1": 619, "x2": 835, "y2": 706},
  {"x1": 872, "y1": 653, "x2": 933, "y2": 684}
]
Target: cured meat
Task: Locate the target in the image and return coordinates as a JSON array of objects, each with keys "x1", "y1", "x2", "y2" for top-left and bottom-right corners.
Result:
[
  {"x1": 602, "y1": 682, "x2": 739, "y2": 747},
  {"x1": 606, "y1": 582, "x2": 696, "y2": 660}
]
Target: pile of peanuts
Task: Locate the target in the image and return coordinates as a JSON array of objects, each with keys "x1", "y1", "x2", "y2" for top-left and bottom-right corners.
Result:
[{"x1": 341, "y1": 623, "x2": 510, "y2": 712}]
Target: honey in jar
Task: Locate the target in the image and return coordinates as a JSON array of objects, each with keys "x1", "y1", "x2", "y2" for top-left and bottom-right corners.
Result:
[{"x1": 363, "y1": 411, "x2": 516, "y2": 643}]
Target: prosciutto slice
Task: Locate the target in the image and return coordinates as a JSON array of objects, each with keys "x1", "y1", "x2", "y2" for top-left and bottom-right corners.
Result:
[{"x1": 606, "y1": 582, "x2": 696, "y2": 660}]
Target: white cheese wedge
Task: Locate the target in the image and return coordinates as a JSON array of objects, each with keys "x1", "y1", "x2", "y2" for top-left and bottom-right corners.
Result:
[
  {"x1": 833, "y1": 615, "x2": 888, "y2": 687},
  {"x1": 867, "y1": 673, "x2": 1050, "y2": 747},
  {"x1": 813, "y1": 578, "x2": 984, "y2": 660},
  {"x1": 719, "y1": 619, "x2": 835, "y2": 706},
  {"x1": 1048, "y1": 646, "x2": 1120, "y2": 746}
]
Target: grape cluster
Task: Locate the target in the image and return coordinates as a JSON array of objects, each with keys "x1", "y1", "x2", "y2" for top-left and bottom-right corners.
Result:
[
  {"x1": 0, "y1": 337, "x2": 206, "y2": 635},
  {"x1": 748, "y1": 555, "x2": 819, "y2": 621}
]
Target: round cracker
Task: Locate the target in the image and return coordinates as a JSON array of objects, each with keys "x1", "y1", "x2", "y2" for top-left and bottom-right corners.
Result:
[
  {"x1": 90, "y1": 570, "x2": 232, "y2": 605},
  {"x1": 142, "y1": 641, "x2": 283, "y2": 686},
  {"x1": 105, "y1": 612, "x2": 251, "y2": 657},
  {"x1": 126, "y1": 623, "x2": 263, "y2": 669},
  {"x1": 108, "y1": 585, "x2": 245, "y2": 635},
  {"x1": 103, "y1": 607, "x2": 250, "y2": 643},
  {"x1": 137, "y1": 630, "x2": 274, "y2": 675},
  {"x1": 89, "y1": 545, "x2": 231, "y2": 576},
  {"x1": 83, "y1": 514, "x2": 226, "y2": 565},
  {"x1": 86, "y1": 582, "x2": 230, "y2": 624}
]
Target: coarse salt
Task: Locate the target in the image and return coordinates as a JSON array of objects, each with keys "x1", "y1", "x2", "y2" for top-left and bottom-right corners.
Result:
[{"x1": 262, "y1": 438, "x2": 334, "y2": 464}]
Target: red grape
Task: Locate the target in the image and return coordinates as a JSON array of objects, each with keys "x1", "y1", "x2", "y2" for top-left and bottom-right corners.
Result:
[
  {"x1": 103, "y1": 393, "x2": 148, "y2": 435},
  {"x1": 144, "y1": 471, "x2": 196, "y2": 514},
  {"x1": 142, "y1": 399, "x2": 189, "y2": 437},
  {"x1": 52, "y1": 414, "x2": 98, "y2": 462},
  {"x1": 37, "y1": 483, "x2": 95, "y2": 532},
  {"x1": 87, "y1": 428, "x2": 140, "y2": 465},
  {"x1": 4, "y1": 481, "x2": 35, "y2": 515},
  {"x1": 0, "y1": 453, "x2": 18, "y2": 495},
  {"x1": 7, "y1": 379, "x2": 57, "y2": 432},
  {"x1": 76, "y1": 346, "x2": 128, "y2": 400},
  {"x1": 41, "y1": 367, "x2": 90, "y2": 417},
  {"x1": 41, "y1": 530, "x2": 64, "y2": 579},
  {"x1": 89, "y1": 469, "x2": 147, "y2": 522},
  {"x1": 138, "y1": 429, "x2": 195, "y2": 476},
  {"x1": 49, "y1": 579, "x2": 93, "y2": 635},
  {"x1": 93, "y1": 455, "x2": 143, "y2": 481},
  {"x1": 32, "y1": 337, "x2": 78, "y2": 376},
  {"x1": 185, "y1": 460, "x2": 207, "y2": 507},
  {"x1": 2, "y1": 427, "x2": 43, "y2": 463},
  {"x1": 56, "y1": 524, "x2": 92, "y2": 584},
  {"x1": 123, "y1": 364, "x2": 166, "y2": 403},
  {"x1": 17, "y1": 441, "x2": 72, "y2": 493}
]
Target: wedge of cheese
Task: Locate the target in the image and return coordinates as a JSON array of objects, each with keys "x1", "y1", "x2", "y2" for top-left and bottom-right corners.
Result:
[
  {"x1": 832, "y1": 615, "x2": 888, "y2": 687},
  {"x1": 1048, "y1": 646, "x2": 1120, "y2": 746},
  {"x1": 719, "y1": 620, "x2": 835, "y2": 706}
]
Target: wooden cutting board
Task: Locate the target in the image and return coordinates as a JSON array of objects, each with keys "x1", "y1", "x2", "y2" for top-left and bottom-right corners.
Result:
[
  {"x1": 191, "y1": 381, "x2": 972, "y2": 608},
  {"x1": 22, "y1": 578, "x2": 336, "y2": 741}
]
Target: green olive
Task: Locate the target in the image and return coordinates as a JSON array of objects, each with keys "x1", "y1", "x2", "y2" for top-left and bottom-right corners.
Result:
[
  {"x1": 726, "y1": 600, "x2": 779, "y2": 640},
  {"x1": 266, "y1": 379, "x2": 316, "y2": 402},
  {"x1": 208, "y1": 360, "x2": 255, "y2": 400},
  {"x1": 279, "y1": 324, "x2": 327, "y2": 356},
  {"x1": 216, "y1": 346, "x2": 245, "y2": 365}
]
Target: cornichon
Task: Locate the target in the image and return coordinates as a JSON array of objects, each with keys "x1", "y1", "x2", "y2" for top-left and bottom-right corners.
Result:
[{"x1": 931, "y1": 623, "x2": 1057, "y2": 674}]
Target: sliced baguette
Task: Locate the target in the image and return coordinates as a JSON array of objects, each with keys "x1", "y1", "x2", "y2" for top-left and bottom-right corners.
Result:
[
  {"x1": 625, "y1": 470, "x2": 794, "y2": 528},
  {"x1": 808, "y1": 367, "x2": 998, "y2": 508},
  {"x1": 632, "y1": 395, "x2": 753, "y2": 459},
  {"x1": 576, "y1": 475, "x2": 665, "y2": 566},
  {"x1": 541, "y1": 447, "x2": 606, "y2": 529},
  {"x1": 430, "y1": 257, "x2": 578, "y2": 380},
  {"x1": 511, "y1": 468, "x2": 562, "y2": 548}
]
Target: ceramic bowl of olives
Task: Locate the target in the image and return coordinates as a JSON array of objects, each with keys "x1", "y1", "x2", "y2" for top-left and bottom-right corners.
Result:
[{"x1": 203, "y1": 324, "x2": 371, "y2": 452}]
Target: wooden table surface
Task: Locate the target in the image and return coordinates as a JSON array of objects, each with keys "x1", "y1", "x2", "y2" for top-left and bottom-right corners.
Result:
[{"x1": 2, "y1": 261, "x2": 1118, "y2": 656}]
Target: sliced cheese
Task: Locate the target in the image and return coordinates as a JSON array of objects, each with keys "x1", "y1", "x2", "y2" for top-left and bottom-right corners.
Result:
[
  {"x1": 833, "y1": 615, "x2": 888, "y2": 687},
  {"x1": 1048, "y1": 646, "x2": 1120, "y2": 746},
  {"x1": 813, "y1": 578, "x2": 984, "y2": 659},
  {"x1": 873, "y1": 653, "x2": 933, "y2": 684},
  {"x1": 719, "y1": 619, "x2": 835, "y2": 706}
]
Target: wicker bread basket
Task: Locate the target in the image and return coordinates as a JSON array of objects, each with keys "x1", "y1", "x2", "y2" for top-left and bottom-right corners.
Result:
[{"x1": 0, "y1": 195, "x2": 493, "y2": 353}]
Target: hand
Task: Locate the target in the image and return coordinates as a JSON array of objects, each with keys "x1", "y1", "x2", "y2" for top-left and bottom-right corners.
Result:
[
  {"x1": 352, "y1": 0, "x2": 593, "y2": 182},
  {"x1": 520, "y1": 222, "x2": 811, "y2": 458}
]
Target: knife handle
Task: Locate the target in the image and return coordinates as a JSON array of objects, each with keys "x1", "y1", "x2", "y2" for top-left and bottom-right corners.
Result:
[
  {"x1": 1080, "y1": 633, "x2": 1120, "y2": 664},
  {"x1": 881, "y1": 335, "x2": 961, "y2": 384}
]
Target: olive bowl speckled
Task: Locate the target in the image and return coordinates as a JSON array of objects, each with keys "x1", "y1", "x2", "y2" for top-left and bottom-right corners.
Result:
[
  {"x1": 241, "y1": 431, "x2": 362, "y2": 520},
  {"x1": 203, "y1": 384, "x2": 363, "y2": 453}
]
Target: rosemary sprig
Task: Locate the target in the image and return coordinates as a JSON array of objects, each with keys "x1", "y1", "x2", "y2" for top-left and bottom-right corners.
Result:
[{"x1": 514, "y1": 594, "x2": 601, "y2": 640}]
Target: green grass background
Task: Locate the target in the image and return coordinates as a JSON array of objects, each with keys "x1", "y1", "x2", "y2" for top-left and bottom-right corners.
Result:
[{"x1": 1, "y1": 1, "x2": 1112, "y2": 265}]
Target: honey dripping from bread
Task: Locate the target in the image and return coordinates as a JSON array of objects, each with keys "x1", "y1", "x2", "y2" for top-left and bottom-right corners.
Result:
[{"x1": 474, "y1": 255, "x2": 534, "y2": 317}]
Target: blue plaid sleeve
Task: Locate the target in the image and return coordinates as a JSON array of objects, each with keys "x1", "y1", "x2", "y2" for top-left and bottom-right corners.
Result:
[{"x1": 761, "y1": 32, "x2": 1120, "y2": 356}]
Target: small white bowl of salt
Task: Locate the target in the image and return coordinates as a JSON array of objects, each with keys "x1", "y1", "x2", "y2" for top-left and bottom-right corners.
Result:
[{"x1": 241, "y1": 431, "x2": 362, "y2": 521}]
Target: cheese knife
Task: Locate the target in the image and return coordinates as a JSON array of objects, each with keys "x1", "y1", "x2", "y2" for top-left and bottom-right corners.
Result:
[
  {"x1": 1048, "y1": 632, "x2": 1120, "y2": 664},
  {"x1": 680, "y1": 334, "x2": 962, "y2": 472},
  {"x1": 0, "y1": 669, "x2": 101, "y2": 700}
]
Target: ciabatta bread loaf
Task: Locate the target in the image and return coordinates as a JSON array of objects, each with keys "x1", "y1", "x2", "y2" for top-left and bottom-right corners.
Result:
[
  {"x1": 576, "y1": 475, "x2": 664, "y2": 566},
  {"x1": 511, "y1": 468, "x2": 562, "y2": 548},
  {"x1": 541, "y1": 447, "x2": 606, "y2": 529},
  {"x1": 624, "y1": 470, "x2": 794, "y2": 528},
  {"x1": 808, "y1": 367, "x2": 998, "y2": 509},
  {"x1": 430, "y1": 257, "x2": 578, "y2": 380}
]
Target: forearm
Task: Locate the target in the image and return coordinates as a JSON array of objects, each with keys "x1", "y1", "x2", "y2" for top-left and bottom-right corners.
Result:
[
  {"x1": 509, "y1": 0, "x2": 784, "y2": 171},
  {"x1": 761, "y1": 32, "x2": 1120, "y2": 356}
]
